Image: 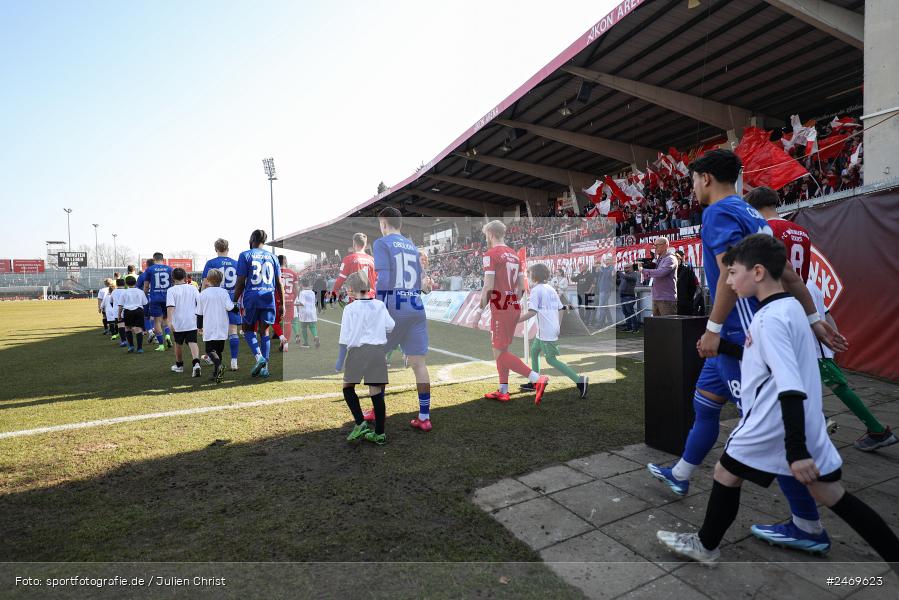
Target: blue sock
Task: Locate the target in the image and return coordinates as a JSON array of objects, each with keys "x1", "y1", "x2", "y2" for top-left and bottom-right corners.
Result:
[
  {"x1": 229, "y1": 333, "x2": 240, "y2": 359},
  {"x1": 164, "y1": 327, "x2": 171, "y2": 336},
  {"x1": 144, "y1": 318, "x2": 152, "y2": 331},
  {"x1": 261, "y1": 335, "x2": 271, "y2": 361},
  {"x1": 156, "y1": 333, "x2": 164, "y2": 344},
  {"x1": 244, "y1": 331, "x2": 261, "y2": 358},
  {"x1": 418, "y1": 392, "x2": 431, "y2": 420},
  {"x1": 682, "y1": 391, "x2": 723, "y2": 466},
  {"x1": 777, "y1": 475, "x2": 821, "y2": 522}
]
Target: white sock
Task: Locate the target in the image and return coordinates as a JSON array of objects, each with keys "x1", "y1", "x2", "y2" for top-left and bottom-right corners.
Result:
[
  {"x1": 792, "y1": 515, "x2": 824, "y2": 535},
  {"x1": 499, "y1": 383, "x2": 509, "y2": 394},
  {"x1": 418, "y1": 413, "x2": 428, "y2": 421},
  {"x1": 279, "y1": 335, "x2": 287, "y2": 342},
  {"x1": 527, "y1": 371, "x2": 540, "y2": 383},
  {"x1": 671, "y1": 459, "x2": 697, "y2": 481}
]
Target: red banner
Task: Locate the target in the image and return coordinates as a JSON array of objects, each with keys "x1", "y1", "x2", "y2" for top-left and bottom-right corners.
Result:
[
  {"x1": 167, "y1": 258, "x2": 194, "y2": 272},
  {"x1": 0, "y1": 259, "x2": 11, "y2": 274},
  {"x1": 13, "y1": 259, "x2": 45, "y2": 273}
]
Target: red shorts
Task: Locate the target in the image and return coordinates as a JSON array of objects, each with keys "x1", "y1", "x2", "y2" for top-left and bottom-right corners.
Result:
[{"x1": 490, "y1": 306, "x2": 520, "y2": 350}]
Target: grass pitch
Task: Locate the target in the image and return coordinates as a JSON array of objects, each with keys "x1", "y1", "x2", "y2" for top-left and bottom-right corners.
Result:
[{"x1": 0, "y1": 299, "x2": 645, "y2": 597}]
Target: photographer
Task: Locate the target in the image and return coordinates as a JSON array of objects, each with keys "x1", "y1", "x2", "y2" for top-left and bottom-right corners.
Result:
[
  {"x1": 617, "y1": 263, "x2": 641, "y2": 332},
  {"x1": 639, "y1": 237, "x2": 678, "y2": 316}
]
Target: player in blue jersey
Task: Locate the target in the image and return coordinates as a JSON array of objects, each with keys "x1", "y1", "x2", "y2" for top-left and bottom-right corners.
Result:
[
  {"x1": 233, "y1": 229, "x2": 284, "y2": 378},
  {"x1": 647, "y1": 149, "x2": 849, "y2": 555},
  {"x1": 140, "y1": 252, "x2": 174, "y2": 352},
  {"x1": 202, "y1": 238, "x2": 242, "y2": 371},
  {"x1": 372, "y1": 207, "x2": 433, "y2": 432}
]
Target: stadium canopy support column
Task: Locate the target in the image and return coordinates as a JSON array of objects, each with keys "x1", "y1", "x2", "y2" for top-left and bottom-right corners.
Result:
[
  {"x1": 863, "y1": 0, "x2": 899, "y2": 183},
  {"x1": 643, "y1": 315, "x2": 707, "y2": 455}
]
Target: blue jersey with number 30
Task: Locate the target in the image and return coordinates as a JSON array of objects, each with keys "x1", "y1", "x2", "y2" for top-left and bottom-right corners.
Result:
[
  {"x1": 203, "y1": 256, "x2": 239, "y2": 300},
  {"x1": 374, "y1": 233, "x2": 423, "y2": 318},
  {"x1": 143, "y1": 264, "x2": 173, "y2": 303},
  {"x1": 237, "y1": 248, "x2": 280, "y2": 308},
  {"x1": 701, "y1": 195, "x2": 773, "y2": 344}
]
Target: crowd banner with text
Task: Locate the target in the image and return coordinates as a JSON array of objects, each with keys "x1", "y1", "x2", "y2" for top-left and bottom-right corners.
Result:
[{"x1": 56, "y1": 252, "x2": 87, "y2": 268}]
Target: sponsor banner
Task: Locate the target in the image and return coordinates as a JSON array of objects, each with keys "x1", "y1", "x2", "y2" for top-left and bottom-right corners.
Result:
[
  {"x1": 56, "y1": 251, "x2": 87, "y2": 267},
  {"x1": 680, "y1": 225, "x2": 701, "y2": 236},
  {"x1": 450, "y1": 291, "x2": 536, "y2": 338},
  {"x1": 422, "y1": 290, "x2": 469, "y2": 323},
  {"x1": 570, "y1": 239, "x2": 614, "y2": 254},
  {"x1": 636, "y1": 228, "x2": 679, "y2": 243},
  {"x1": 167, "y1": 258, "x2": 194, "y2": 272},
  {"x1": 0, "y1": 259, "x2": 11, "y2": 273},
  {"x1": 807, "y1": 245, "x2": 841, "y2": 310},
  {"x1": 13, "y1": 259, "x2": 45, "y2": 273}
]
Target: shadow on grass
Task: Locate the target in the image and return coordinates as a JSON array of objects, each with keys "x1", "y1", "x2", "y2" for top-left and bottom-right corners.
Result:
[{"x1": 0, "y1": 362, "x2": 645, "y2": 594}]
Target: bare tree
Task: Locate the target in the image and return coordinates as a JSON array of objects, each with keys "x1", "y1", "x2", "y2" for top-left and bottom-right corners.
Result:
[{"x1": 377, "y1": 181, "x2": 388, "y2": 194}]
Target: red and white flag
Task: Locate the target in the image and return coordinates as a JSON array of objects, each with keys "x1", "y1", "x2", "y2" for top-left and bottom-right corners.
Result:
[
  {"x1": 582, "y1": 179, "x2": 604, "y2": 205},
  {"x1": 830, "y1": 116, "x2": 861, "y2": 134},
  {"x1": 603, "y1": 175, "x2": 630, "y2": 205},
  {"x1": 850, "y1": 143, "x2": 863, "y2": 166}
]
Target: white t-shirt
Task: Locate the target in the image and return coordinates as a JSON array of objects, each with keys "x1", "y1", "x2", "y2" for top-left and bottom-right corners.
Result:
[
  {"x1": 805, "y1": 279, "x2": 834, "y2": 359},
  {"x1": 97, "y1": 288, "x2": 108, "y2": 303},
  {"x1": 111, "y1": 288, "x2": 127, "y2": 311},
  {"x1": 529, "y1": 283, "x2": 563, "y2": 342},
  {"x1": 338, "y1": 298, "x2": 395, "y2": 348},
  {"x1": 166, "y1": 283, "x2": 200, "y2": 332},
  {"x1": 102, "y1": 290, "x2": 118, "y2": 320},
  {"x1": 726, "y1": 294, "x2": 842, "y2": 477},
  {"x1": 296, "y1": 289, "x2": 317, "y2": 322},
  {"x1": 196, "y1": 286, "x2": 234, "y2": 341},
  {"x1": 122, "y1": 288, "x2": 148, "y2": 311}
]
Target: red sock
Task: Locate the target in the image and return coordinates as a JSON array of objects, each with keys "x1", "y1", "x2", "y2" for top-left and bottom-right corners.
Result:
[
  {"x1": 272, "y1": 322, "x2": 284, "y2": 338},
  {"x1": 498, "y1": 351, "x2": 532, "y2": 378},
  {"x1": 496, "y1": 360, "x2": 510, "y2": 385}
]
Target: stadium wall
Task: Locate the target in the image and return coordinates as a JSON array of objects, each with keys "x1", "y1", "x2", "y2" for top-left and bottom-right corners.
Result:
[{"x1": 793, "y1": 189, "x2": 899, "y2": 381}]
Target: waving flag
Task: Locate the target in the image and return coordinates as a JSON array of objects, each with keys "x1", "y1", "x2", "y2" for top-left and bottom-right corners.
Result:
[
  {"x1": 582, "y1": 179, "x2": 604, "y2": 205},
  {"x1": 830, "y1": 116, "x2": 861, "y2": 134},
  {"x1": 850, "y1": 143, "x2": 863, "y2": 166},
  {"x1": 735, "y1": 127, "x2": 809, "y2": 190},
  {"x1": 816, "y1": 134, "x2": 850, "y2": 161},
  {"x1": 603, "y1": 175, "x2": 630, "y2": 204}
]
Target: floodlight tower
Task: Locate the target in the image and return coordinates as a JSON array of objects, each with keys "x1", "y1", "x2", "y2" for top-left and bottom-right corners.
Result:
[
  {"x1": 63, "y1": 208, "x2": 73, "y2": 250},
  {"x1": 92, "y1": 223, "x2": 100, "y2": 268},
  {"x1": 262, "y1": 157, "x2": 277, "y2": 250},
  {"x1": 112, "y1": 233, "x2": 118, "y2": 267}
]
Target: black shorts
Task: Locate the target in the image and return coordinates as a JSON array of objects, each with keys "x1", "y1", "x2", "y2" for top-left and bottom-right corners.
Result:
[
  {"x1": 720, "y1": 451, "x2": 842, "y2": 488},
  {"x1": 344, "y1": 344, "x2": 388, "y2": 385},
  {"x1": 173, "y1": 330, "x2": 198, "y2": 345},
  {"x1": 123, "y1": 308, "x2": 145, "y2": 329},
  {"x1": 205, "y1": 340, "x2": 225, "y2": 355}
]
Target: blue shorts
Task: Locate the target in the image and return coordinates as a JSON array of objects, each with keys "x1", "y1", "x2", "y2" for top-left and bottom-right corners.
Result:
[
  {"x1": 696, "y1": 353, "x2": 743, "y2": 408},
  {"x1": 147, "y1": 300, "x2": 166, "y2": 318},
  {"x1": 384, "y1": 315, "x2": 428, "y2": 356},
  {"x1": 243, "y1": 304, "x2": 275, "y2": 326},
  {"x1": 228, "y1": 310, "x2": 242, "y2": 326}
]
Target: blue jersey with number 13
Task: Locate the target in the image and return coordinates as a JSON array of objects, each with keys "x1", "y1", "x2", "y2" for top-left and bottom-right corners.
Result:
[
  {"x1": 143, "y1": 264, "x2": 173, "y2": 302},
  {"x1": 237, "y1": 248, "x2": 280, "y2": 308},
  {"x1": 203, "y1": 256, "x2": 239, "y2": 300}
]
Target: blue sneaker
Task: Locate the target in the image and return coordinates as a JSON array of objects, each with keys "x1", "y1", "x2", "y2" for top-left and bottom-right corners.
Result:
[
  {"x1": 750, "y1": 522, "x2": 831, "y2": 555},
  {"x1": 119, "y1": 341, "x2": 129, "y2": 348},
  {"x1": 127, "y1": 347, "x2": 135, "y2": 353},
  {"x1": 259, "y1": 367, "x2": 270, "y2": 378},
  {"x1": 251, "y1": 355, "x2": 267, "y2": 377},
  {"x1": 647, "y1": 463, "x2": 690, "y2": 496},
  {"x1": 136, "y1": 349, "x2": 144, "y2": 354}
]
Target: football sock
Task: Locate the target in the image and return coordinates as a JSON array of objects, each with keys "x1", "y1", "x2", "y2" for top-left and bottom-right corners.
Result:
[
  {"x1": 209, "y1": 350, "x2": 221, "y2": 368},
  {"x1": 833, "y1": 383, "x2": 886, "y2": 433},
  {"x1": 164, "y1": 327, "x2": 171, "y2": 336},
  {"x1": 136, "y1": 333, "x2": 143, "y2": 351},
  {"x1": 829, "y1": 491, "x2": 899, "y2": 564},
  {"x1": 496, "y1": 358, "x2": 510, "y2": 392},
  {"x1": 698, "y1": 480, "x2": 741, "y2": 551},
  {"x1": 343, "y1": 387, "x2": 364, "y2": 424},
  {"x1": 672, "y1": 459, "x2": 698, "y2": 482},
  {"x1": 176, "y1": 361, "x2": 184, "y2": 367},
  {"x1": 777, "y1": 475, "x2": 821, "y2": 523},
  {"x1": 244, "y1": 332, "x2": 261, "y2": 358},
  {"x1": 682, "y1": 391, "x2": 724, "y2": 468},
  {"x1": 228, "y1": 333, "x2": 240, "y2": 359},
  {"x1": 497, "y1": 351, "x2": 534, "y2": 379},
  {"x1": 792, "y1": 515, "x2": 824, "y2": 536},
  {"x1": 125, "y1": 331, "x2": 134, "y2": 347},
  {"x1": 371, "y1": 390, "x2": 386, "y2": 434},
  {"x1": 192, "y1": 358, "x2": 200, "y2": 367},
  {"x1": 418, "y1": 392, "x2": 430, "y2": 421},
  {"x1": 546, "y1": 355, "x2": 580, "y2": 383},
  {"x1": 156, "y1": 333, "x2": 164, "y2": 345},
  {"x1": 499, "y1": 383, "x2": 509, "y2": 394},
  {"x1": 261, "y1": 335, "x2": 271, "y2": 361}
]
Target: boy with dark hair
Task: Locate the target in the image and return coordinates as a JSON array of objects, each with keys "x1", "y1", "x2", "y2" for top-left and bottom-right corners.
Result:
[
  {"x1": 336, "y1": 271, "x2": 394, "y2": 445},
  {"x1": 197, "y1": 268, "x2": 234, "y2": 383},
  {"x1": 166, "y1": 267, "x2": 201, "y2": 376},
  {"x1": 110, "y1": 278, "x2": 128, "y2": 347},
  {"x1": 119, "y1": 275, "x2": 148, "y2": 353},
  {"x1": 657, "y1": 234, "x2": 899, "y2": 567},
  {"x1": 101, "y1": 279, "x2": 118, "y2": 340},
  {"x1": 139, "y1": 253, "x2": 174, "y2": 351}
]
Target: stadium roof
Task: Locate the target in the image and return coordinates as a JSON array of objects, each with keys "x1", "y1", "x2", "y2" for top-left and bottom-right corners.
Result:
[{"x1": 276, "y1": 0, "x2": 864, "y2": 254}]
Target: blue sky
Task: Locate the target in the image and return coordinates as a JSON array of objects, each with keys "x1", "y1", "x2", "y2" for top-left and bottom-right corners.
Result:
[{"x1": 0, "y1": 0, "x2": 616, "y2": 265}]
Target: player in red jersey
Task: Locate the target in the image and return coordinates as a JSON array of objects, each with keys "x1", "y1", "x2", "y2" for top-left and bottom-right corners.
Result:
[
  {"x1": 331, "y1": 233, "x2": 376, "y2": 301},
  {"x1": 273, "y1": 254, "x2": 298, "y2": 352},
  {"x1": 472, "y1": 220, "x2": 549, "y2": 404},
  {"x1": 745, "y1": 187, "x2": 811, "y2": 281}
]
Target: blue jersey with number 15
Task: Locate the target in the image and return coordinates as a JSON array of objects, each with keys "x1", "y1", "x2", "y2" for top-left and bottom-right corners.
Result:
[
  {"x1": 237, "y1": 248, "x2": 280, "y2": 308},
  {"x1": 374, "y1": 233, "x2": 423, "y2": 318},
  {"x1": 143, "y1": 263, "x2": 173, "y2": 302},
  {"x1": 203, "y1": 256, "x2": 238, "y2": 300}
]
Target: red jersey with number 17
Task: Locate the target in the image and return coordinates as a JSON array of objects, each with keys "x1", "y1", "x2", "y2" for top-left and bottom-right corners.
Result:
[
  {"x1": 768, "y1": 218, "x2": 811, "y2": 282},
  {"x1": 281, "y1": 267, "x2": 298, "y2": 305},
  {"x1": 332, "y1": 252, "x2": 376, "y2": 298},
  {"x1": 483, "y1": 245, "x2": 522, "y2": 298}
]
